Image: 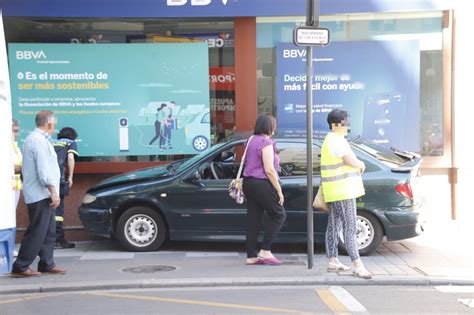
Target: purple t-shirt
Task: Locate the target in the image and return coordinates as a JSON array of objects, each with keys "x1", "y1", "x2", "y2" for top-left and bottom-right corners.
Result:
[{"x1": 243, "y1": 135, "x2": 280, "y2": 179}]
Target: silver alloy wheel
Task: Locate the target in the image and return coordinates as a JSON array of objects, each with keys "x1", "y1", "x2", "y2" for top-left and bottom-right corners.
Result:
[
  {"x1": 355, "y1": 215, "x2": 374, "y2": 250},
  {"x1": 124, "y1": 214, "x2": 158, "y2": 248},
  {"x1": 193, "y1": 136, "x2": 208, "y2": 151},
  {"x1": 339, "y1": 215, "x2": 375, "y2": 250}
]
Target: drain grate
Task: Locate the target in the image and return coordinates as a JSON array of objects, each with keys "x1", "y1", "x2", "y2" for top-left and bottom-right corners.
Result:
[{"x1": 122, "y1": 265, "x2": 176, "y2": 273}]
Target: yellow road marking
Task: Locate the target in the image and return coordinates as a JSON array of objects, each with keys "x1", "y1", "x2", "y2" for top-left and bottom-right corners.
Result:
[
  {"x1": 0, "y1": 293, "x2": 68, "y2": 305},
  {"x1": 86, "y1": 292, "x2": 307, "y2": 314},
  {"x1": 315, "y1": 289, "x2": 350, "y2": 315}
]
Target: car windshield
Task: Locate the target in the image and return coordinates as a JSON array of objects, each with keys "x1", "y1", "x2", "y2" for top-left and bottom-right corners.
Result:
[
  {"x1": 176, "y1": 142, "x2": 227, "y2": 173},
  {"x1": 165, "y1": 160, "x2": 185, "y2": 174},
  {"x1": 349, "y1": 136, "x2": 407, "y2": 165}
]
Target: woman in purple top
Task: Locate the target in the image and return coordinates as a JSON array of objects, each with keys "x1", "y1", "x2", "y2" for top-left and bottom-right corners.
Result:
[{"x1": 243, "y1": 114, "x2": 286, "y2": 265}]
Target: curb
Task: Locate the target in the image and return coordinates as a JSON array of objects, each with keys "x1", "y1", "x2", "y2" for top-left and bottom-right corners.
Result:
[{"x1": 2, "y1": 276, "x2": 474, "y2": 295}]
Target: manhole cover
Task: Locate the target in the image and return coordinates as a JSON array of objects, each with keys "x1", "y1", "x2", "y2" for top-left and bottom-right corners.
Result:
[{"x1": 122, "y1": 265, "x2": 176, "y2": 273}]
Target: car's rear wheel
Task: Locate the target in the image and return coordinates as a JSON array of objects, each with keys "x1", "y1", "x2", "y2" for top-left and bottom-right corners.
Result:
[
  {"x1": 338, "y1": 212, "x2": 383, "y2": 256},
  {"x1": 117, "y1": 206, "x2": 167, "y2": 252}
]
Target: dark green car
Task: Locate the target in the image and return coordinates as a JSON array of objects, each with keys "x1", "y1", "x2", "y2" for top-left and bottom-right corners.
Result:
[{"x1": 79, "y1": 136, "x2": 425, "y2": 255}]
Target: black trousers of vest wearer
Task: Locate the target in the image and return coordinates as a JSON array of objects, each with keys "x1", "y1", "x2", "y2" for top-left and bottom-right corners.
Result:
[
  {"x1": 13, "y1": 198, "x2": 56, "y2": 272},
  {"x1": 243, "y1": 177, "x2": 286, "y2": 258}
]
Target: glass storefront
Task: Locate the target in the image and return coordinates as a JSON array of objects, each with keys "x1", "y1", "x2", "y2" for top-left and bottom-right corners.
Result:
[
  {"x1": 256, "y1": 12, "x2": 445, "y2": 158},
  {"x1": 4, "y1": 11, "x2": 449, "y2": 164},
  {"x1": 4, "y1": 17, "x2": 235, "y2": 162}
]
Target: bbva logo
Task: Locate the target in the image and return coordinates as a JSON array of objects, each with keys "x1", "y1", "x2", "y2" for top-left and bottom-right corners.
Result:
[
  {"x1": 283, "y1": 49, "x2": 306, "y2": 58},
  {"x1": 167, "y1": 0, "x2": 228, "y2": 6},
  {"x1": 16, "y1": 50, "x2": 47, "y2": 60}
]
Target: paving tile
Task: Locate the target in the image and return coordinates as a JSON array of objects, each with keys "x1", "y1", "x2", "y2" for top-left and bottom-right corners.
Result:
[
  {"x1": 383, "y1": 242, "x2": 412, "y2": 253},
  {"x1": 382, "y1": 254, "x2": 408, "y2": 265},
  {"x1": 80, "y1": 252, "x2": 135, "y2": 260},
  {"x1": 186, "y1": 252, "x2": 239, "y2": 258},
  {"x1": 397, "y1": 264, "x2": 421, "y2": 275}
]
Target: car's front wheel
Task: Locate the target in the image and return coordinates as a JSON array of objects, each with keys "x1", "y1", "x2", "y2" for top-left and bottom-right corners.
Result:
[
  {"x1": 338, "y1": 211, "x2": 383, "y2": 256},
  {"x1": 117, "y1": 206, "x2": 167, "y2": 252}
]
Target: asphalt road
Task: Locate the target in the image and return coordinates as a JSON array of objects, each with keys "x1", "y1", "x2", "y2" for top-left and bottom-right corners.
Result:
[{"x1": 1, "y1": 285, "x2": 473, "y2": 314}]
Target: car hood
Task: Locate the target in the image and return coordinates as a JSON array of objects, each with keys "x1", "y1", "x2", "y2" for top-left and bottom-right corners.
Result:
[{"x1": 93, "y1": 165, "x2": 171, "y2": 190}]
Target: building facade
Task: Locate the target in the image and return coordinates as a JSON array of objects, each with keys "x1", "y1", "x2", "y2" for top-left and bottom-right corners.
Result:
[{"x1": 1, "y1": 0, "x2": 470, "y2": 240}]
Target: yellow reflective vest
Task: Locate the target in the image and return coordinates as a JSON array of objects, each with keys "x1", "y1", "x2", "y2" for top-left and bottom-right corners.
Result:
[
  {"x1": 12, "y1": 141, "x2": 22, "y2": 191},
  {"x1": 320, "y1": 132, "x2": 364, "y2": 202}
]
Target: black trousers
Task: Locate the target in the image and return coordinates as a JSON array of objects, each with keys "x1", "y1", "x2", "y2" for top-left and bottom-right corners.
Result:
[
  {"x1": 243, "y1": 177, "x2": 286, "y2": 258},
  {"x1": 13, "y1": 198, "x2": 56, "y2": 272}
]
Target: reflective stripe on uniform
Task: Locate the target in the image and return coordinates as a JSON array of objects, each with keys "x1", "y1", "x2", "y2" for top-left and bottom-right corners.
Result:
[
  {"x1": 68, "y1": 149, "x2": 79, "y2": 156},
  {"x1": 321, "y1": 171, "x2": 361, "y2": 182},
  {"x1": 320, "y1": 162, "x2": 345, "y2": 171},
  {"x1": 55, "y1": 216, "x2": 64, "y2": 222}
]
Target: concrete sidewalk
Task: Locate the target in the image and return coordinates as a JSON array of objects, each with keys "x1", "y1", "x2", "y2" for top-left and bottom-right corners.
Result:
[{"x1": 1, "y1": 222, "x2": 473, "y2": 295}]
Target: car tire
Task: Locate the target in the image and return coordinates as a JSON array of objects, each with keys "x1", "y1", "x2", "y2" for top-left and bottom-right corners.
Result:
[
  {"x1": 117, "y1": 206, "x2": 167, "y2": 252},
  {"x1": 338, "y1": 211, "x2": 383, "y2": 256},
  {"x1": 192, "y1": 135, "x2": 209, "y2": 152}
]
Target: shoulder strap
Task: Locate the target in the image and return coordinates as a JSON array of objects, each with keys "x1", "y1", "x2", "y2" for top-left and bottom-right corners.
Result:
[{"x1": 235, "y1": 135, "x2": 254, "y2": 180}]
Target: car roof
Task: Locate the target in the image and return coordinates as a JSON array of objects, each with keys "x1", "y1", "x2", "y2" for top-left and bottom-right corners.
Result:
[{"x1": 227, "y1": 136, "x2": 323, "y2": 145}]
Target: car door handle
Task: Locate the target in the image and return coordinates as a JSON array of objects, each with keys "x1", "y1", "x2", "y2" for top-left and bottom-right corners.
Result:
[{"x1": 195, "y1": 181, "x2": 205, "y2": 188}]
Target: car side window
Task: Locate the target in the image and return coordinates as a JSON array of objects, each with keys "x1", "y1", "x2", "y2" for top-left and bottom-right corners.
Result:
[
  {"x1": 277, "y1": 142, "x2": 321, "y2": 177},
  {"x1": 198, "y1": 143, "x2": 244, "y2": 180},
  {"x1": 357, "y1": 156, "x2": 381, "y2": 173}
]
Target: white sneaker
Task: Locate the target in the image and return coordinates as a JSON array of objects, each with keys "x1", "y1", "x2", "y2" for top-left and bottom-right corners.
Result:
[{"x1": 13, "y1": 250, "x2": 19, "y2": 258}]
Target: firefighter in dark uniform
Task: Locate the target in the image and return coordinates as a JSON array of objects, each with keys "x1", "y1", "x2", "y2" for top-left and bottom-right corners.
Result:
[{"x1": 53, "y1": 127, "x2": 79, "y2": 249}]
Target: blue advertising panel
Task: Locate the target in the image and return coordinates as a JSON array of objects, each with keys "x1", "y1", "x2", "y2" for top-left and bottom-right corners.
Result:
[
  {"x1": 0, "y1": 0, "x2": 452, "y2": 18},
  {"x1": 276, "y1": 41, "x2": 420, "y2": 151},
  {"x1": 9, "y1": 43, "x2": 211, "y2": 156}
]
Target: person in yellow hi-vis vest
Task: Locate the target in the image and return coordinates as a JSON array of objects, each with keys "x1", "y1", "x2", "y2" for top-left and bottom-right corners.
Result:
[{"x1": 321, "y1": 109, "x2": 372, "y2": 279}]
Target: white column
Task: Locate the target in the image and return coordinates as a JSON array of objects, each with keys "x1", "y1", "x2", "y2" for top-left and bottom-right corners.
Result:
[
  {"x1": 0, "y1": 11, "x2": 15, "y2": 231},
  {"x1": 453, "y1": 4, "x2": 474, "y2": 237}
]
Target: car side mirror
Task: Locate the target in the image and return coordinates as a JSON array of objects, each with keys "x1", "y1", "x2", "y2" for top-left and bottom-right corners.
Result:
[{"x1": 221, "y1": 151, "x2": 235, "y2": 162}]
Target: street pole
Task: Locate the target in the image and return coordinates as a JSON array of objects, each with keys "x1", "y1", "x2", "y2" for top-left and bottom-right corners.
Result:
[{"x1": 306, "y1": 0, "x2": 319, "y2": 269}]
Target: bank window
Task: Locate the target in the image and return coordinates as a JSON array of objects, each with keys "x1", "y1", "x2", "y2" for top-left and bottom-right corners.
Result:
[
  {"x1": 4, "y1": 17, "x2": 235, "y2": 164},
  {"x1": 257, "y1": 12, "x2": 447, "y2": 163}
]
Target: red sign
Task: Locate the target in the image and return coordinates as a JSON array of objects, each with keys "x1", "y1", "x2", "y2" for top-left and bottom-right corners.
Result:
[{"x1": 209, "y1": 67, "x2": 235, "y2": 91}]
